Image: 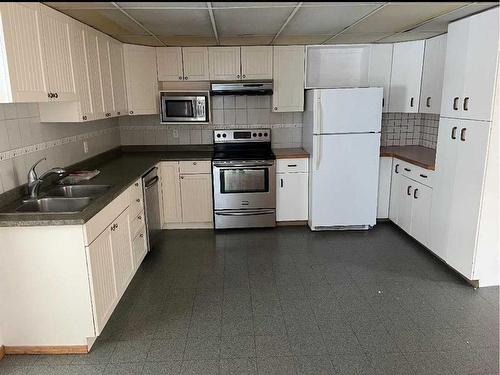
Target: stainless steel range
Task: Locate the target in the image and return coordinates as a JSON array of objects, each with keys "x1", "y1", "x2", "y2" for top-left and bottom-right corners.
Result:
[{"x1": 212, "y1": 129, "x2": 276, "y2": 229}]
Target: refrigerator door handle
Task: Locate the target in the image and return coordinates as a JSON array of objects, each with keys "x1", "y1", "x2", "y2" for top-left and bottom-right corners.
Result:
[{"x1": 317, "y1": 98, "x2": 322, "y2": 134}]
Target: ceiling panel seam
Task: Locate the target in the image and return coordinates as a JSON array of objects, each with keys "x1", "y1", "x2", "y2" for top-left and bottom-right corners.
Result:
[
  {"x1": 270, "y1": 2, "x2": 303, "y2": 45},
  {"x1": 207, "y1": 2, "x2": 220, "y2": 45},
  {"x1": 110, "y1": 1, "x2": 167, "y2": 46}
]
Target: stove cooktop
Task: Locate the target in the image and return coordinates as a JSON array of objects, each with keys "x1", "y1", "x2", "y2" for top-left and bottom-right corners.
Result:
[{"x1": 212, "y1": 129, "x2": 274, "y2": 161}]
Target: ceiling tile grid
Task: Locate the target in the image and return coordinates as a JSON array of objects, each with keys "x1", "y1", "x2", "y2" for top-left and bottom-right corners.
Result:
[{"x1": 43, "y1": 2, "x2": 499, "y2": 46}]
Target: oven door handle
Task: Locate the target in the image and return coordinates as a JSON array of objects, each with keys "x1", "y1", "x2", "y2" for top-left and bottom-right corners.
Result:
[
  {"x1": 213, "y1": 162, "x2": 274, "y2": 168},
  {"x1": 215, "y1": 210, "x2": 275, "y2": 216}
]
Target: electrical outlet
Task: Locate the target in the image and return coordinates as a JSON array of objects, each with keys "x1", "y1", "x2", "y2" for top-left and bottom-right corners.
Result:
[
  {"x1": 83, "y1": 141, "x2": 88, "y2": 154},
  {"x1": 173, "y1": 129, "x2": 179, "y2": 138}
]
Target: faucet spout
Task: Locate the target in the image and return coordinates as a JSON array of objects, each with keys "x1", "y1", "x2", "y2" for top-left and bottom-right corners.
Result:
[{"x1": 27, "y1": 160, "x2": 67, "y2": 199}]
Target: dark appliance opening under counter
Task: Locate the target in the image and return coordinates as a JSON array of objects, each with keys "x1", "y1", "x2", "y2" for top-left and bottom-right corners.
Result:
[{"x1": 212, "y1": 129, "x2": 276, "y2": 229}]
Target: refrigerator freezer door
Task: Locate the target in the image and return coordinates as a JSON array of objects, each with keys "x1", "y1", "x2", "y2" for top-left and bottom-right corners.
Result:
[
  {"x1": 313, "y1": 88, "x2": 383, "y2": 134},
  {"x1": 310, "y1": 133, "x2": 380, "y2": 229}
]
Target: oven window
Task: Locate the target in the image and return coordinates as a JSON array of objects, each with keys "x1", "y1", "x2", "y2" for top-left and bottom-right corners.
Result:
[
  {"x1": 220, "y1": 168, "x2": 269, "y2": 193},
  {"x1": 165, "y1": 100, "x2": 193, "y2": 118}
]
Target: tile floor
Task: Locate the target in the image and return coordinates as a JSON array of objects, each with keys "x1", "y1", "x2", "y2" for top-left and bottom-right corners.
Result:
[{"x1": 1, "y1": 223, "x2": 499, "y2": 375}]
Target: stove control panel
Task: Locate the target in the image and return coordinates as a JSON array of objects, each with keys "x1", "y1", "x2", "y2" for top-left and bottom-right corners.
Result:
[{"x1": 214, "y1": 129, "x2": 271, "y2": 143}]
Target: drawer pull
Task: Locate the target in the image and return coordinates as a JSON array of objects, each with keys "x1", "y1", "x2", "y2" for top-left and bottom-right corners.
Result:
[
  {"x1": 193, "y1": 162, "x2": 197, "y2": 165},
  {"x1": 136, "y1": 198, "x2": 140, "y2": 203},
  {"x1": 413, "y1": 188, "x2": 419, "y2": 199},
  {"x1": 407, "y1": 186, "x2": 412, "y2": 196},
  {"x1": 395, "y1": 164, "x2": 400, "y2": 173},
  {"x1": 451, "y1": 126, "x2": 457, "y2": 140},
  {"x1": 280, "y1": 178, "x2": 284, "y2": 188},
  {"x1": 460, "y1": 128, "x2": 466, "y2": 142},
  {"x1": 135, "y1": 182, "x2": 139, "y2": 187},
  {"x1": 419, "y1": 174, "x2": 428, "y2": 178},
  {"x1": 453, "y1": 97, "x2": 459, "y2": 110},
  {"x1": 138, "y1": 215, "x2": 142, "y2": 220},
  {"x1": 139, "y1": 233, "x2": 144, "y2": 238},
  {"x1": 287, "y1": 164, "x2": 297, "y2": 167},
  {"x1": 404, "y1": 167, "x2": 411, "y2": 172}
]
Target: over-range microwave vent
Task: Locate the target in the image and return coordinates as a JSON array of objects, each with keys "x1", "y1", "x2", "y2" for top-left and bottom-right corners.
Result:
[{"x1": 210, "y1": 81, "x2": 273, "y2": 96}]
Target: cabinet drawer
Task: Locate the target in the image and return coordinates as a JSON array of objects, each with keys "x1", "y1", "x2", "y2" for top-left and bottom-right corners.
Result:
[
  {"x1": 130, "y1": 194, "x2": 144, "y2": 217},
  {"x1": 179, "y1": 160, "x2": 211, "y2": 174},
  {"x1": 276, "y1": 158, "x2": 308, "y2": 173},
  {"x1": 130, "y1": 209, "x2": 145, "y2": 239},
  {"x1": 129, "y1": 178, "x2": 143, "y2": 203},
  {"x1": 132, "y1": 227, "x2": 147, "y2": 266},
  {"x1": 393, "y1": 158, "x2": 433, "y2": 187}
]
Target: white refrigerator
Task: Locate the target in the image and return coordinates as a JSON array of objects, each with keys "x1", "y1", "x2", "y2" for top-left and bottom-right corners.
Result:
[{"x1": 302, "y1": 87, "x2": 383, "y2": 230}]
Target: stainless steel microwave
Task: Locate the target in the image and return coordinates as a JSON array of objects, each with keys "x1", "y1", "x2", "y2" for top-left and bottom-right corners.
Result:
[{"x1": 160, "y1": 91, "x2": 209, "y2": 123}]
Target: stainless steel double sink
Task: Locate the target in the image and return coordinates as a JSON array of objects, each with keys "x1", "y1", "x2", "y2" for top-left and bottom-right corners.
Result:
[{"x1": 13, "y1": 185, "x2": 111, "y2": 213}]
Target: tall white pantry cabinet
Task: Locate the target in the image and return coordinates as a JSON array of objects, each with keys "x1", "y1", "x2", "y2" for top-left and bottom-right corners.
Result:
[{"x1": 430, "y1": 7, "x2": 499, "y2": 287}]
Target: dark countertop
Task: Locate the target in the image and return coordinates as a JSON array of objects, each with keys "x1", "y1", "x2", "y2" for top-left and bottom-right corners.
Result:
[
  {"x1": 0, "y1": 146, "x2": 213, "y2": 227},
  {"x1": 273, "y1": 148, "x2": 309, "y2": 159},
  {"x1": 380, "y1": 146, "x2": 436, "y2": 170}
]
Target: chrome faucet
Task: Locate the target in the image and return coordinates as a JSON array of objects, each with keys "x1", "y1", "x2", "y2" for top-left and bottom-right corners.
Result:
[{"x1": 27, "y1": 158, "x2": 66, "y2": 199}]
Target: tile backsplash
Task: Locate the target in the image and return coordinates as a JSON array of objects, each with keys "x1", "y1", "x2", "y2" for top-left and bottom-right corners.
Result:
[
  {"x1": 120, "y1": 95, "x2": 303, "y2": 149},
  {"x1": 381, "y1": 113, "x2": 439, "y2": 149},
  {"x1": 0, "y1": 103, "x2": 119, "y2": 194}
]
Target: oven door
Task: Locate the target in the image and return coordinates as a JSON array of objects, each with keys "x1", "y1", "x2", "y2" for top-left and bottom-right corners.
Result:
[
  {"x1": 213, "y1": 160, "x2": 276, "y2": 210},
  {"x1": 160, "y1": 95, "x2": 207, "y2": 122}
]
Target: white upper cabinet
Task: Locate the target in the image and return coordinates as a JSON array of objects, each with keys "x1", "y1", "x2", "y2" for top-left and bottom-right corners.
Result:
[
  {"x1": 273, "y1": 46, "x2": 305, "y2": 112},
  {"x1": 156, "y1": 47, "x2": 184, "y2": 81},
  {"x1": 441, "y1": 7, "x2": 499, "y2": 121},
  {"x1": 97, "y1": 34, "x2": 115, "y2": 117},
  {"x1": 306, "y1": 45, "x2": 370, "y2": 89},
  {"x1": 40, "y1": 5, "x2": 76, "y2": 102},
  {"x1": 85, "y1": 27, "x2": 105, "y2": 118},
  {"x1": 182, "y1": 47, "x2": 209, "y2": 81},
  {"x1": 368, "y1": 44, "x2": 393, "y2": 112},
  {"x1": 109, "y1": 39, "x2": 128, "y2": 116},
  {"x1": 389, "y1": 40, "x2": 425, "y2": 113},
  {"x1": 0, "y1": 2, "x2": 48, "y2": 103},
  {"x1": 123, "y1": 44, "x2": 158, "y2": 115},
  {"x1": 241, "y1": 46, "x2": 273, "y2": 80},
  {"x1": 209, "y1": 47, "x2": 241, "y2": 80},
  {"x1": 419, "y1": 34, "x2": 447, "y2": 114}
]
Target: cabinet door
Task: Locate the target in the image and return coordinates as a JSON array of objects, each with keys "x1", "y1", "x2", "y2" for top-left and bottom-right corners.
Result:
[
  {"x1": 109, "y1": 40, "x2": 128, "y2": 116},
  {"x1": 389, "y1": 40, "x2": 424, "y2": 113},
  {"x1": 86, "y1": 228, "x2": 117, "y2": 334},
  {"x1": 430, "y1": 117, "x2": 459, "y2": 260},
  {"x1": 0, "y1": 2, "x2": 48, "y2": 102},
  {"x1": 180, "y1": 174, "x2": 213, "y2": 223},
  {"x1": 97, "y1": 35, "x2": 115, "y2": 116},
  {"x1": 40, "y1": 5, "x2": 76, "y2": 102},
  {"x1": 276, "y1": 172, "x2": 308, "y2": 221},
  {"x1": 182, "y1": 47, "x2": 209, "y2": 81},
  {"x1": 410, "y1": 184, "x2": 432, "y2": 248},
  {"x1": 419, "y1": 34, "x2": 447, "y2": 114},
  {"x1": 377, "y1": 157, "x2": 393, "y2": 219},
  {"x1": 388, "y1": 161, "x2": 403, "y2": 224},
  {"x1": 84, "y1": 27, "x2": 105, "y2": 119},
  {"x1": 209, "y1": 47, "x2": 241, "y2": 80},
  {"x1": 273, "y1": 46, "x2": 305, "y2": 112},
  {"x1": 446, "y1": 120, "x2": 489, "y2": 278},
  {"x1": 368, "y1": 44, "x2": 393, "y2": 112},
  {"x1": 110, "y1": 209, "x2": 133, "y2": 297},
  {"x1": 160, "y1": 162, "x2": 182, "y2": 224},
  {"x1": 462, "y1": 7, "x2": 499, "y2": 122},
  {"x1": 241, "y1": 46, "x2": 272, "y2": 80},
  {"x1": 398, "y1": 178, "x2": 413, "y2": 234},
  {"x1": 123, "y1": 44, "x2": 158, "y2": 115},
  {"x1": 440, "y1": 17, "x2": 469, "y2": 118},
  {"x1": 156, "y1": 47, "x2": 184, "y2": 81}
]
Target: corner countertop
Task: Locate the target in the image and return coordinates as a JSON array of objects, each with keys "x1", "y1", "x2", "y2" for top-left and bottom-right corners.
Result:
[
  {"x1": 273, "y1": 148, "x2": 310, "y2": 159},
  {"x1": 0, "y1": 146, "x2": 213, "y2": 227},
  {"x1": 380, "y1": 146, "x2": 436, "y2": 170}
]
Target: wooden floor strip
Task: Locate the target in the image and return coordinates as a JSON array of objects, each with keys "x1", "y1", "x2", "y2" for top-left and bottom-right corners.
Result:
[
  {"x1": 4, "y1": 345, "x2": 88, "y2": 355},
  {"x1": 0, "y1": 345, "x2": 5, "y2": 360}
]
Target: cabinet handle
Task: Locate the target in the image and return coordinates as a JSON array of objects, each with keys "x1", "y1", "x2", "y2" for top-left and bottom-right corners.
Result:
[
  {"x1": 274, "y1": 107, "x2": 278, "y2": 111},
  {"x1": 117, "y1": 111, "x2": 120, "y2": 115},
  {"x1": 407, "y1": 185, "x2": 412, "y2": 196},
  {"x1": 193, "y1": 162, "x2": 197, "y2": 165},
  {"x1": 82, "y1": 115, "x2": 87, "y2": 120},
  {"x1": 237, "y1": 74, "x2": 240, "y2": 79},
  {"x1": 419, "y1": 174, "x2": 428, "y2": 178},
  {"x1": 135, "y1": 182, "x2": 139, "y2": 186},
  {"x1": 47, "y1": 93, "x2": 52, "y2": 98},
  {"x1": 184, "y1": 76, "x2": 188, "y2": 80},
  {"x1": 139, "y1": 233, "x2": 144, "y2": 238},
  {"x1": 463, "y1": 97, "x2": 469, "y2": 111},
  {"x1": 138, "y1": 215, "x2": 142, "y2": 220},
  {"x1": 395, "y1": 164, "x2": 400, "y2": 173},
  {"x1": 136, "y1": 198, "x2": 140, "y2": 202},
  {"x1": 453, "y1": 97, "x2": 459, "y2": 110},
  {"x1": 410, "y1": 97, "x2": 414, "y2": 107},
  {"x1": 54, "y1": 93, "x2": 58, "y2": 99},
  {"x1": 382, "y1": 98, "x2": 384, "y2": 107},
  {"x1": 280, "y1": 178, "x2": 284, "y2": 188},
  {"x1": 287, "y1": 164, "x2": 297, "y2": 167},
  {"x1": 414, "y1": 188, "x2": 419, "y2": 199},
  {"x1": 130, "y1": 110, "x2": 134, "y2": 114},
  {"x1": 242, "y1": 74, "x2": 246, "y2": 78},
  {"x1": 404, "y1": 167, "x2": 411, "y2": 172},
  {"x1": 451, "y1": 126, "x2": 457, "y2": 140},
  {"x1": 180, "y1": 176, "x2": 184, "y2": 179},
  {"x1": 178, "y1": 76, "x2": 183, "y2": 80},
  {"x1": 426, "y1": 97, "x2": 431, "y2": 108},
  {"x1": 460, "y1": 128, "x2": 466, "y2": 142}
]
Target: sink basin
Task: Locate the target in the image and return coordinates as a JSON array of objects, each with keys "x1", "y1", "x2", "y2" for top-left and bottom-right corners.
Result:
[
  {"x1": 15, "y1": 197, "x2": 93, "y2": 213},
  {"x1": 45, "y1": 185, "x2": 110, "y2": 198}
]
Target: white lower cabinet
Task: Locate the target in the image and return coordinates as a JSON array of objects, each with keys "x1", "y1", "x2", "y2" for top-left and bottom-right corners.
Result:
[
  {"x1": 160, "y1": 161, "x2": 213, "y2": 228},
  {"x1": 276, "y1": 158, "x2": 308, "y2": 222},
  {"x1": 377, "y1": 157, "x2": 392, "y2": 218}
]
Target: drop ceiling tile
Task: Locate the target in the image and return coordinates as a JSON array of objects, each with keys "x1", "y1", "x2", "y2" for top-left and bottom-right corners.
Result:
[
  {"x1": 116, "y1": 2, "x2": 207, "y2": 9},
  {"x1": 61, "y1": 9, "x2": 148, "y2": 35},
  {"x1": 326, "y1": 32, "x2": 393, "y2": 44},
  {"x1": 161, "y1": 36, "x2": 218, "y2": 46},
  {"x1": 43, "y1": 2, "x2": 114, "y2": 10},
  {"x1": 214, "y1": 7, "x2": 293, "y2": 35},
  {"x1": 114, "y1": 35, "x2": 162, "y2": 46},
  {"x1": 212, "y1": 2, "x2": 298, "y2": 8},
  {"x1": 378, "y1": 31, "x2": 445, "y2": 43},
  {"x1": 273, "y1": 35, "x2": 329, "y2": 45},
  {"x1": 125, "y1": 9, "x2": 213, "y2": 36},
  {"x1": 220, "y1": 36, "x2": 274, "y2": 45},
  {"x1": 282, "y1": 4, "x2": 381, "y2": 35},
  {"x1": 347, "y1": 2, "x2": 468, "y2": 33}
]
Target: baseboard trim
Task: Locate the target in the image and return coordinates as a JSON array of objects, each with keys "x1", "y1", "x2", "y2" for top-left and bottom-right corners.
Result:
[
  {"x1": 0, "y1": 345, "x2": 5, "y2": 360},
  {"x1": 276, "y1": 220, "x2": 308, "y2": 226},
  {"x1": 4, "y1": 345, "x2": 88, "y2": 355},
  {"x1": 164, "y1": 222, "x2": 213, "y2": 229}
]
